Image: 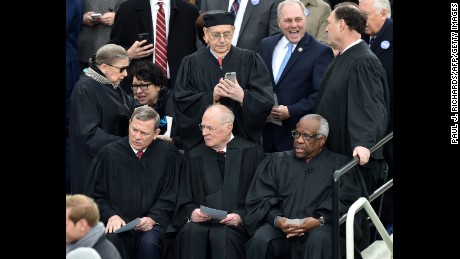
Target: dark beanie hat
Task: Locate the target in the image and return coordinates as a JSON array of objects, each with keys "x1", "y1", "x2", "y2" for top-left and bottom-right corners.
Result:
[{"x1": 203, "y1": 11, "x2": 235, "y2": 28}]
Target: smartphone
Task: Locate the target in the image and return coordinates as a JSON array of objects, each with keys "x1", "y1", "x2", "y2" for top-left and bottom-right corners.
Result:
[
  {"x1": 137, "y1": 33, "x2": 150, "y2": 46},
  {"x1": 90, "y1": 13, "x2": 102, "y2": 19},
  {"x1": 224, "y1": 72, "x2": 236, "y2": 83}
]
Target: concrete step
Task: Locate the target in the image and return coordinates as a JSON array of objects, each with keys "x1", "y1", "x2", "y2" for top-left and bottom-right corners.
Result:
[{"x1": 361, "y1": 234, "x2": 393, "y2": 259}]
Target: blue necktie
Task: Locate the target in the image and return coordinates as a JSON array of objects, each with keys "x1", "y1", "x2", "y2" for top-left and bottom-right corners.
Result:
[
  {"x1": 369, "y1": 36, "x2": 375, "y2": 47},
  {"x1": 275, "y1": 43, "x2": 293, "y2": 84}
]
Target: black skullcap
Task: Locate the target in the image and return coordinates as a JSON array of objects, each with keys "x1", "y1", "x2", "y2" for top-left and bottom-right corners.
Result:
[{"x1": 203, "y1": 11, "x2": 235, "y2": 28}]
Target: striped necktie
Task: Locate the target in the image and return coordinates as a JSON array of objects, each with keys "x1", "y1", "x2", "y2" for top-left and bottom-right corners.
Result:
[
  {"x1": 229, "y1": 0, "x2": 240, "y2": 16},
  {"x1": 155, "y1": 1, "x2": 167, "y2": 73}
]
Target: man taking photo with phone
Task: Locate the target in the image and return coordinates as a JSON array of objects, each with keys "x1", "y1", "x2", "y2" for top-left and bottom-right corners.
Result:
[{"x1": 173, "y1": 11, "x2": 274, "y2": 151}]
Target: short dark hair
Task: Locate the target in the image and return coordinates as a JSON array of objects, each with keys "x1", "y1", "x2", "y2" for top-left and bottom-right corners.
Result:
[
  {"x1": 334, "y1": 3, "x2": 367, "y2": 34},
  {"x1": 128, "y1": 59, "x2": 167, "y2": 87}
]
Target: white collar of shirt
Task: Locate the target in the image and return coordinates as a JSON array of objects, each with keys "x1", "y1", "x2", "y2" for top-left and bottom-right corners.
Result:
[
  {"x1": 341, "y1": 39, "x2": 362, "y2": 54},
  {"x1": 131, "y1": 145, "x2": 147, "y2": 155},
  {"x1": 272, "y1": 37, "x2": 297, "y2": 78},
  {"x1": 218, "y1": 133, "x2": 235, "y2": 153},
  {"x1": 150, "y1": 0, "x2": 170, "y2": 78},
  {"x1": 230, "y1": 0, "x2": 249, "y2": 46}
]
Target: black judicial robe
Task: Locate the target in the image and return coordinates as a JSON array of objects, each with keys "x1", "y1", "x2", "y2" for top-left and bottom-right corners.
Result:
[
  {"x1": 173, "y1": 46, "x2": 275, "y2": 150},
  {"x1": 84, "y1": 137, "x2": 183, "y2": 229},
  {"x1": 245, "y1": 149, "x2": 365, "y2": 259},
  {"x1": 315, "y1": 41, "x2": 389, "y2": 161},
  {"x1": 169, "y1": 136, "x2": 266, "y2": 259},
  {"x1": 69, "y1": 75, "x2": 138, "y2": 194},
  {"x1": 315, "y1": 41, "x2": 389, "y2": 194}
]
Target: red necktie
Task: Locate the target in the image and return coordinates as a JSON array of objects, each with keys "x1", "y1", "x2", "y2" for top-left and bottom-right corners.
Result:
[
  {"x1": 217, "y1": 150, "x2": 226, "y2": 156},
  {"x1": 155, "y1": 1, "x2": 167, "y2": 73},
  {"x1": 137, "y1": 150, "x2": 144, "y2": 159}
]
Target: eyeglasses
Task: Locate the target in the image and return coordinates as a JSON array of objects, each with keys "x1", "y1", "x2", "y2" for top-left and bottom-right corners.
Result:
[
  {"x1": 291, "y1": 130, "x2": 323, "y2": 141},
  {"x1": 106, "y1": 64, "x2": 129, "y2": 73},
  {"x1": 209, "y1": 32, "x2": 233, "y2": 40},
  {"x1": 198, "y1": 122, "x2": 230, "y2": 132},
  {"x1": 131, "y1": 83, "x2": 153, "y2": 91}
]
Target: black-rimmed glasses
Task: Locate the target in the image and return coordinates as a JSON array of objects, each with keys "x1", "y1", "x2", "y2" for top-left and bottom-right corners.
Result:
[
  {"x1": 106, "y1": 64, "x2": 129, "y2": 73},
  {"x1": 291, "y1": 130, "x2": 323, "y2": 141},
  {"x1": 198, "y1": 123, "x2": 230, "y2": 132},
  {"x1": 131, "y1": 83, "x2": 153, "y2": 91}
]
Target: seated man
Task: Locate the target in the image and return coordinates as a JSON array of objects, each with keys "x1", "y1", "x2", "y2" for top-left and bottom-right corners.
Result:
[
  {"x1": 84, "y1": 105, "x2": 183, "y2": 259},
  {"x1": 245, "y1": 114, "x2": 367, "y2": 259},
  {"x1": 169, "y1": 104, "x2": 266, "y2": 259},
  {"x1": 66, "y1": 194, "x2": 121, "y2": 259}
]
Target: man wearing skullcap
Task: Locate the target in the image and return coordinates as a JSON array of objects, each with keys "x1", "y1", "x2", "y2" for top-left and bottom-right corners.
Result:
[{"x1": 173, "y1": 10, "x2": 274, "y2": 151}]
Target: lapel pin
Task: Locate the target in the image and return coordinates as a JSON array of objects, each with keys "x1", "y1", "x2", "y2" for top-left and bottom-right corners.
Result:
[
  {"x1": 381, "y1": 40, "x2": 390, "y2": 49},
  {"x1": 251, "y1": 0, "x2": 259, "y2": 5},
  {"x1": 298, "y1": 47, "x2": 303, "y2": 52}
]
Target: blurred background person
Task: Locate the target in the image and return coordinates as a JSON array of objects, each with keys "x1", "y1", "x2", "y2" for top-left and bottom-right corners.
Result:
[
  {"x1": 69, "y1": 44, "x2": 137, "y2": 194},
  {"x1": 302, "y1": 0, "x2": 331, "y2": 44},
  {"x1": 66, "y1": 194, "x2": 121, "y2": 259},
  {"x1": 78, "y1": 0, "x2": 128, "y2": 72},
  {"x1": 66, "y1": 0, "x2": 83, "y2": 194}
]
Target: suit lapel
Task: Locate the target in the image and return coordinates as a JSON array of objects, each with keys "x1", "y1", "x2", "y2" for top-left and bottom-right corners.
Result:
[
  {"x1": 277, "y1": 34, "x2": 311, "y2": 85},
  {"x1": 136, "y1": 0, "x2": 154, "y2": 37},
  {"x1": 239, "y1": 1, "x2": 254, "y2": 38}
]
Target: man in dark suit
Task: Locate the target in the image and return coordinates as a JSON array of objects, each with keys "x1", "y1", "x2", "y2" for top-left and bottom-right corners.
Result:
[
  {"x1": 359, "y1": 0, "x2": 393, "y2": 233},
  {"x1": 258, "y1": 0, "x2": 333, "y2": 152},
  {"x1": 200, "y1": 0, "x2": 282, "y2": 51},
  {"x1": 109, "y1": 0, "x2": 199, "y2": 91}
]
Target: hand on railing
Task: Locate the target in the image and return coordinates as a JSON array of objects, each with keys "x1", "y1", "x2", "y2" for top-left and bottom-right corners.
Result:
[{"x1": 352, "y1": 146, "x2": 370, "y2": 165}]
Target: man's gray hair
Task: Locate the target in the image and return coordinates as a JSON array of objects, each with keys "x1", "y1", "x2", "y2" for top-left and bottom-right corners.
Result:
[
  {"x1": 277, "y1": 0, "x2": 306, "y2": 21},
  {"x1": 300, "y1": 114, "x2": 329, "y2": 137},
  {"x1": 131, "y1": 105, "x2": 160, "y2": 129}
]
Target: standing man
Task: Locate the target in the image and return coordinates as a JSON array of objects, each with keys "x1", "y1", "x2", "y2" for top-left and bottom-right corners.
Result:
[
  {"x1": 66, "y1": 194, "x2": 121, "y2": 259},
  {"x1": 302, "y1": 0, "x2": 332, "y2": 44},
  {"x1": 245, "y1": 114, "x2": 365, "y2": 259},
  {"x1": 200, "y1": 0, "x2": 282, "y2": 51},
  {"x1": 109, "y1": 0, "x2": 199, "y2": 96},
  {"x1": 173, "y1": 11, "x2": 274, "y2": 151},
  {"x1": 258, "y1": 0, "x2": 333, "y2": 152},
  {"x1": 359, "y1": 0, "x2": 393, "y2": 232},
  {"x1": 169, "y1": 104, "x2": 266, "y2": 259},
  {"x1": 315, "y1": 3, "x2": 389, "y2": 195},
  {"x1": 84, "y1": 105, "x2": 183, "y2": 259}
]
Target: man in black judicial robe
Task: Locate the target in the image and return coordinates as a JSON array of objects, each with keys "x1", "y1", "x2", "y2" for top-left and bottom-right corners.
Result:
[
  {"x1": 173, "y1": 11, "x2": 274, "y2": 151},
  {"x1": 84, "y1": 106, "x2": 183, "y2": 259},
  {"x1": 245, "y1": 114, "x2": 365, "y2": 259},
  {"x1": 315, "y1": 4, "x2": 389, "y2": 195},
  {"x1": 168, "y1": 104, "x2": 266, "y2": 259}
]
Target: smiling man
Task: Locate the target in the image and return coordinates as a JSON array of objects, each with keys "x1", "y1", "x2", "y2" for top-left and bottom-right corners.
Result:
[{"x1": 245, "y1": 114, "x2": 366, "y2": 259}]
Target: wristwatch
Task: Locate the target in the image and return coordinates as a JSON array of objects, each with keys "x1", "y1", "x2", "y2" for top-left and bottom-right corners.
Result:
[{"x1": 318, "y1": 216, "x2": 325, "y2": 226}]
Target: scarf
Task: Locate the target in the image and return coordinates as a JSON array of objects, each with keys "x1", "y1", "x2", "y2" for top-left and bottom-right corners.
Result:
[
  {"x1": 84, "y1": 66, "x2": 119, "y2": 89},
  {"x1": 66, "y1": 222, "x2": 105, "y2": 254}
]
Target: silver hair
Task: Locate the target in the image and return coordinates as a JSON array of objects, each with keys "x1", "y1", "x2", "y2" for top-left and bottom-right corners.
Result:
[
  {"x1": 95, "y1": 44, "x2": 128, "y2": 66},
  {"x1": 300, "y1": 114, "x2": 329, "y2": 137},
  {"x1": 131, "y1": 105, "x2": 160, "y2": 129},
  {"x1": 205, "y1": 103, "x2": 235, "y2": 123},
  {"x1": 359, "y1": 0, "x2": 391, "y2": 18},
  {"x1": 277, "y1": 0, "x2": 306, "y2": 20}
]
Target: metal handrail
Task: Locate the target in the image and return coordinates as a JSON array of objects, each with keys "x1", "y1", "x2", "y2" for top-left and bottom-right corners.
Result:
[
  {"x1": 346, "y1": 197, "x2": 393, "y2": 259},
  {"x1": 332, "y1": 132, "x2": 393, "y2": 259}
]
